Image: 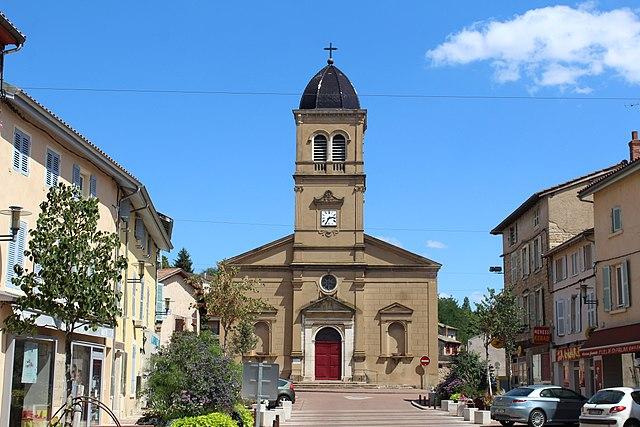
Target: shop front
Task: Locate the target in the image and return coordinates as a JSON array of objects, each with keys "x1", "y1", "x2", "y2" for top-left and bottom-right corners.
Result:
[
  {"x1": 512, "y1": 326, "x2": 552, "y2": 387},
  {"x1": 580, "y1": 323, "x2": 640, "y2": 390},
  {"x1": 554, "y1": 344, "x2": 594, "y2": 397}
]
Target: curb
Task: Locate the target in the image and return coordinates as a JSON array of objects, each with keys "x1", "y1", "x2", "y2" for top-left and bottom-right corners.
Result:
[
  {"x1": 410, "y1": 400, "x2": 432, "y2": 410},
  {"x1": 296, "y1": 388, "x2": 428, "y2": 394}
]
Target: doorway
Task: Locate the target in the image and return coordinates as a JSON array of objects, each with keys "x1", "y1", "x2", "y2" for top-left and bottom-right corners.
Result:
[
  {"x1": 314, "y1": 327, "x2": 341, "y2": 380},
  {"x1": 71, "y1": 343, "x2": 104, "y2": 426}
]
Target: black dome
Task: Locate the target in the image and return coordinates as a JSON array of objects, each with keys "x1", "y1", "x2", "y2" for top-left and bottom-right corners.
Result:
[{"x1": 299, "y1": 63, "x2": 360, "y2": 109}]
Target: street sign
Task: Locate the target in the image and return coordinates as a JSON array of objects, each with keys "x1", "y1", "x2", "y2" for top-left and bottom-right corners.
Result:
[
  {"x1": 241, "y1": 362, "x2": 279, "y2": 427},
  {"x1": 420, "y1": 356, "x2": 431, "y2": 366}
]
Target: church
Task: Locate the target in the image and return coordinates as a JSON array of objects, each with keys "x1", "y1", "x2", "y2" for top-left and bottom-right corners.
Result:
[{"x1": 227, "y1": 52, "x2": 441, "y2": 387}]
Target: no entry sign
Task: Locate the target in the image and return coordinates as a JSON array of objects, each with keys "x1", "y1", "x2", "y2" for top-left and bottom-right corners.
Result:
[{"x1": 420, "y1": 356, "x2": 431, "y2": 366}]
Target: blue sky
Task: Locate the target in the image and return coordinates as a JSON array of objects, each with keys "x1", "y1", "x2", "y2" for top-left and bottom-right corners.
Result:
[{"x1": 3, "y1": 1, "x2": 640, "y2": 304}]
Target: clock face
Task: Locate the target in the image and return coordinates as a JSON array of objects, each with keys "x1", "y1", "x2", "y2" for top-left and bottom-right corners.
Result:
[
  {"x1": 320, "y1": 210, "x2": 337, "y2": 227},
  {"x1": 320, "y1": 275, "x2": 337, "y2": 292}
]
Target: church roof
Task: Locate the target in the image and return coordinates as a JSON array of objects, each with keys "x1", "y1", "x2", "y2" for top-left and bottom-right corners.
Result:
[{"x1": 299, "y1": 62, "x2": 360, "y2": 110}]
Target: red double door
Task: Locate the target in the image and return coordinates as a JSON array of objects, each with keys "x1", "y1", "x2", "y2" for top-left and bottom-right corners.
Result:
[{"x1": 315, "y1": 341, "x2": 341, "y2": 380}]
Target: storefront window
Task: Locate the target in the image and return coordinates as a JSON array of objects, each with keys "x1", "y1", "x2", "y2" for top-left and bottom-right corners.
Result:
[
  {"x1": 9, "y1": 338, "x2": 55, "y2": 427},
  {"x1": 71, "y1": 343, "x2": 104, "y2": 426}
]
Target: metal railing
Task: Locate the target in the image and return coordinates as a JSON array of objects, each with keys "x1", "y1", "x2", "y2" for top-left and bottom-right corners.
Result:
[{"x1": 48, "y1": 396, "x2": 121, "y2": 427}]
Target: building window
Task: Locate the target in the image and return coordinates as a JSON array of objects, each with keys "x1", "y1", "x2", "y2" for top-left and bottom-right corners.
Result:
[
  {"x1": 523, "y1": 292, "x2": 531, "y2": 329},
  {"x1": 611, "y1": 207, "x2": 622, "y2": 232},
  {"x1": 510, "y1": 252, "x2": 518, "y2": 283},
  {"x1": 388, "y1": 322, "x2": 407, "y2": 356},
  {"x1": 331, "y1": 134, "x2": 346, "y2": 162},
  {"x1": 5, "y1": 221, "x2": 27, "y2": 287},
  {"x1": 130, "y1": 344, "x2": 136, "y2": 395},
  {"x1": 533, "y1": 207, "x2": 540, "y2": 228},
  {"x1": 13, "y1": 128, "x2": 30, "y2": 176},
  {"x1": 139, "y1": 279, "x2": 145, "y2": 321},
  {"x1": 535, "y1": 288, "x2": 544, "y2": 326},
  {"x1": 508, "y1": 224, "x2": 518, "y2": 246},
  {"x1": 174, "y1": 318, "x2": 185, "y2": 332},
  {"x1": 312, "y1": 134, "x2": 328, "y2": 162},
  {"x1": 570, "y1": 295, "x2": 581, "y2": 333},
  {"x1": 71, "y1": 164, "x2": 97, "y2": 198},
  {"x1": 533, "y1": 236, "x2": 542, "y2": 271},
  {"x1": 254, "y1": 321, "x2": 270, "y2": 355},
  {"x1": 582, "y1": 244, "x2": 593, "y2": 271},
  {"x1": 554, "y1": 256, "x2": 567, "y2": 283},
  {"x1": 45, "y1": 148, "x2": 60, "y2": 187},
  {"x1": 570, "y1": 252, "x2": 579, "y2": 277},
  {"x1": 131, "y1": 277, "x2": 137, "y2": 320},
  {"x1": 319, "y1": 274, "x2": 338, "y2": 293},
  {"x1": 8, "y1": 338, "x2": 55, "y2": 427}
]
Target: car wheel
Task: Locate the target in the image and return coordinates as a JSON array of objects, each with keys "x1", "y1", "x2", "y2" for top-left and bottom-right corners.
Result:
[
  {"x1": 277, "y1": 395, "x2": 292, "y2": 406},
  {"x1": 528, "y1": 409, "x2": 546, "y2": 427},
  {"x1": 499, "y1": 421, "x2": 515, "y2": 427},
  {"x1": 624, "y1": 420, "x2": 640, "y2": 427}
]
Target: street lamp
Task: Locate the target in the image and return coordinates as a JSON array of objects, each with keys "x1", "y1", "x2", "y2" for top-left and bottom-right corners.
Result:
[
  {"x1": 489, "y1": 266, "x2": 503, "y2": 274},
  {"x1": 0, "y1": 206, "x2": 31, "y2": 242},
  {"x1": 127, "y1": 260, "x2": 153, "y2": 283}
]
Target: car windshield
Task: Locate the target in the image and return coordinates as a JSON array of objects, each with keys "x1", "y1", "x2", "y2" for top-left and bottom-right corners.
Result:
[
  {"x1": 588, "y1": 390, "x2": 625, "y2": 404},
  {"x1": 505, "y1": 388, "x2": 534, "y2": 397},
  {"x1": 278, "y1": 379, "x2": 288, "y2": 387}
]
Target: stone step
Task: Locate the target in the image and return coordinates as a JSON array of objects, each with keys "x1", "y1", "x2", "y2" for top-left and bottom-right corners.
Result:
[{"x1": 294, "y1": 381, "x2": 418, "y2": 392}]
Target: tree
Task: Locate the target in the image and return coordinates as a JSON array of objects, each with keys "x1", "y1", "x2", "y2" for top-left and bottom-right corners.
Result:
[
  {"x1": 230, "y1": 318, "x2": 258, "y2": 356},
  {"x1": 3, "y1": 184, "x2": 126, "y2": 423},
  {"x1": 475, "y1": 288, "x2": 499, "y2": 396},
  {"x1": 438, "y1": 295, "x2": 477, "y2": 345},
  {"x1": 173, "y1": 247, "x2": 193, "y2": 273},
  {"x1": 161, "y1": 255, "x2": 170, "y2": 269},
  {"x1": 189, "y1": 261, "x2": 270, "y2": 354}
]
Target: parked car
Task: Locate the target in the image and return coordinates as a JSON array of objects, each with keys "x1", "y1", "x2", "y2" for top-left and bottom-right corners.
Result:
[
  {"x1": 491, "y1": 384, "x2": 587, "y2": 426},
  {"x1": 579, "y1": 387, "x2": 640, "y2": 427},
  {"x1": 268, "y1": 378, "x2": 296, "y2": 408}
]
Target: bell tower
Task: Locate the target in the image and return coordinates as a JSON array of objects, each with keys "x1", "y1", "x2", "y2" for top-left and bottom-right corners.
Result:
[{"x1": 292, "y1": 54, "x2": 367, "y2": 264}]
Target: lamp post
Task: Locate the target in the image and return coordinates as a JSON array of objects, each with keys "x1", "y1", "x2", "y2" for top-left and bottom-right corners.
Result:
[
  {"x1": 127, "y1": 260, "x2": 152, "y2": 283},
  {"x1": 0, "y1": 206, "x2": 31, "y2": 241}
]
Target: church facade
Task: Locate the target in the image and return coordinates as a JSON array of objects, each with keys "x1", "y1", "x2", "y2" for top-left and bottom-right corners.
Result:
[{"x1": 227, "y1": 58, "x2": 440, "y2": 387}]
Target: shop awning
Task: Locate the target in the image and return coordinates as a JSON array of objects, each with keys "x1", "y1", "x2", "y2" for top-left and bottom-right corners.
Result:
[{"x1": 580, "y1": 323, "x2": 640, "y2": 357}]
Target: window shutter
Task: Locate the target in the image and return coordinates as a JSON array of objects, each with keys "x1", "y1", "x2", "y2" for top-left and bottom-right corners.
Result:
[
  {"x1": 89, "y1": 175, "x2": 97, "y2": 197},
  {"x1": 602, "y1": 266, "x2": 611, "y2": 312},
  {"x1": 5, "y1": 227, "x2": 17, "y2": 286},
  {"x1": 46, "y1": 150, "x2": 53, "y2": 186},
  {"x1": 622, "y1": 261, "x2": 630, "y2": 308},
  {"x1": 135, "y1": 217, "x2": 144, "y2": 242},
  {"x1": 528, "y1": 294, "x2": 535, "y2": 327},
  {"x1": 331, "y1": 135, "x2": 346, "y2": 162},
  {"x1": 72, "y1": 164, "x2": 81, "y2": 187},
  {"x1": 20, "y1": 133, "x2": 30, "y2": 174},
  {"x1": 313, "y1": 135, "x2": 327, "y2": 162},
  {"x1": 13, "y1": 130, "x2": 21, "y2": 170},
  {"x1": 155, "y1": 282, "x2": 164, "y2": 319},
  {"x1": 577, "y1": 296, "x2": 582, "y2": 333},
  {"x1": 46, "y1": 149, "x2": 60, "y2": 186},
  {"x1": 556, "y1": 300, "x2": 565, "y2": 336},
  {"x1": 16, "y1": 222, "x2": 26, "y2": 273},
  {"x1": 140, "y1": 280, "x2": 145, "y2": 320}
]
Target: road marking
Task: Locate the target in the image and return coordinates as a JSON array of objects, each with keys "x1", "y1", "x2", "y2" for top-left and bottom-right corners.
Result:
[{"x1": 344, "y1": 395, "x2": 372, "y2": 400}]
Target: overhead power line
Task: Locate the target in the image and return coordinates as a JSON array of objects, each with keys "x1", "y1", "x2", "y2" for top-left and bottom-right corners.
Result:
[{"x1": 20, "y1": 85, "x2": 640, "y2": 102}]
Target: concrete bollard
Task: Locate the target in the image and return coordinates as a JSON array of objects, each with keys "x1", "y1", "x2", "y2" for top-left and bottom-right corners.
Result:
[
  {"x1": 447, "y1": 402, "x2": 459, "y2": 416},
  {"x1": 261, "y1": 410, "x2": 275, "y2": 427},
  {"x1": 464, "y1": 407, "x2": 478, "y2": 421},
  {"x1": 440, "y1": 399, "x2": 451, "y2": 411},
  {"x1": 473, "y1": 410, "x2": 491, "y2": 425},
  {"x1": 456, "y1": 401, "x2": 467, "y2": 417},
  {"x1": 281, "y1": 400, "x2": 292, "y2": 420}
]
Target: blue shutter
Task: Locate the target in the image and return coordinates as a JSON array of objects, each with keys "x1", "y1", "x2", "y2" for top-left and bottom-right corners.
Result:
[
  {"x1": 135, "y1": 217, "x2": 144, "y2": 243},
  {"x1": 20, "y1": 133, "x2": 30, "y2": 174},
  {"x1": 15, "y1": 222, "x2": 26, "y2": 272},
  {"x1": 89, "y1": 175, "x2": 97, "y2": 197},
  {"x1": 602, "y1": 266, "x2": 611, "y2": 312},
  {"x1": 622, "y1": 261, "x2": 630, "y2": 308},
  {"x1": 72, "y1": 164, "x2": 81, "y2": 187},
  {"x1": 46, "y1": 149, "x2": 60, "y2": 186},
  {"x1": 13, "y1": 130, "x2": 21, "y2": 170},
  {"x1": 155, "y1": 282, "x2": 164, "y2": 320},
  {"x1": 5, "y1": 228, "x2": 17, "y2": 286}
]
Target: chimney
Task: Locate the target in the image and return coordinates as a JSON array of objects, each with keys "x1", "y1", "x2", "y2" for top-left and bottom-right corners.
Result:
[{"x1": 630, "y1": 130, "x2": 640, "y2": 162}]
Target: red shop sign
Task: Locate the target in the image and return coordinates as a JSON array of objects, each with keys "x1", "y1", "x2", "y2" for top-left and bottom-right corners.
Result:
[
  {"x1": 580, "y1": 342, "x2": 640, "y2": 357},
  {"x1": 533, "y1": 326, "x2": 551, "y2": 344}
]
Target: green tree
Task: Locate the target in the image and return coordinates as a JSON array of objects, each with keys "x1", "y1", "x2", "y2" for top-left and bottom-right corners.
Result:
[
  {"x1": 161, "y1": 255, "x2": 170, "y2": 269},
  {"x1": 230, "y1": 318, "x2": 258, "y2": 356},
  {"x1": 173, "y1": 247, "x2": 193, "y2": 273},
  {"x1": 3, "y1": 184, "x2": 126, "y2": 422},
  {"x1": 438, "y1": 295, "x2": 477, "y2": 345},
  {"x1": 189, "y1": 261, "x2": 270, "y2": 354}
]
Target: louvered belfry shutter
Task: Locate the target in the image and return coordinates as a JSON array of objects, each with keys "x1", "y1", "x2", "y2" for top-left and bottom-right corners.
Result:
[
  {"x1": 72, "y1": 164, "x2": 81, "y2": 187},
  {"x1": 89, "y1": 175, "x2": 97, "y2": 197}
]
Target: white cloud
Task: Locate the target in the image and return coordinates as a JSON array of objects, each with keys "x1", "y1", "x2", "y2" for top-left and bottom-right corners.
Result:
[
  {"x1": 377, "y1": 236, "x2": 403, "y2": 248},
  {"x1": 426, "y1": 240, "x2": 447, "y2": 249},
  {"x1": 427, "y1": 5, "x2": 640, "y2": 89}
]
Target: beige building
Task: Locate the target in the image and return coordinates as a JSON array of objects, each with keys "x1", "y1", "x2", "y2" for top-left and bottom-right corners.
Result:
[
  {"x1": 227, "y1": 59, "x2": 441, "y2": 387},
  {"x1": 546, "y1": 229, "x2": 597, "y2": 396},
  {"x1": 0, "y1": 14, "x2": 172, "y2": 426},
  {"x1": 156, "y1": 268, "x2": 200, "y2": 347},
  {"x1": 491, "y1": 163, "x2": 620, "y2": 387},
  {"x1": 437, "y1": 323, "x2": 460, "y2": 368},
  {"x1": 578, "y1": 131, "x2": 640, "y2": 389}
]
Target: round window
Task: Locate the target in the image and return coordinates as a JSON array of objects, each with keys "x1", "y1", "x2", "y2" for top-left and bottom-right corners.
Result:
[{"x1": 320, "y1": 275, "x2": 337, "y2": 293}]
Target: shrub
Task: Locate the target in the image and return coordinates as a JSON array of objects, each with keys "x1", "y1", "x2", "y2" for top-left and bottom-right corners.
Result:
[
  {"x1": 169, "y1": 412, "x2": 236, "y2": 427},
  {"x1": 232, "y1": 404, "x2": 253, "y2": 427},
  {"x1": 435, "y1": 351, "x2": 489, "y2": 399},
  {"x1": 145, "y1": 331, "x2": 242, "y2": 420}
]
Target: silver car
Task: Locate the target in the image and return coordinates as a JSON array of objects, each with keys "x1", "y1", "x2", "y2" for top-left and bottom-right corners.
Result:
[{"x1": 491, "y1": 385, "x2": 587, "y2": 426}]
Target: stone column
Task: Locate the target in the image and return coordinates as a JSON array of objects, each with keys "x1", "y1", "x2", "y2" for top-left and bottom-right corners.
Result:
[{"x1": 290, "y1": 275, "x2": 304, "y2": 381}]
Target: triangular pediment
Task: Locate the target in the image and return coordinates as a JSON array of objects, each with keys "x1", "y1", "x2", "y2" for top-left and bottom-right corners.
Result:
[
  {"x1": 226, "y1": 235, "x2": 293, "y2": 267},
  {"x1": 364, "y1": 234, "x2": 441, "y2": 269},
  {"x1": 300, "y1": 295, "x2": 355, "y2": 314},
  {"x1": 379, "y1": 302, "x2": 414, "y2": 316}
]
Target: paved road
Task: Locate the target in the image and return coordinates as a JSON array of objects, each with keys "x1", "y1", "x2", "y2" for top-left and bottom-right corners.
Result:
[{"x1": 287, "y1": 390, "x2": 501, "y2": 426}]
